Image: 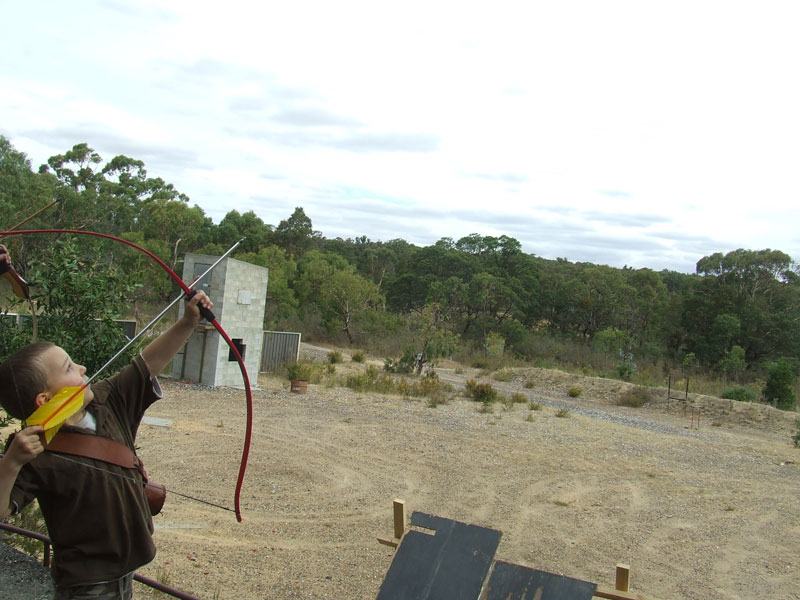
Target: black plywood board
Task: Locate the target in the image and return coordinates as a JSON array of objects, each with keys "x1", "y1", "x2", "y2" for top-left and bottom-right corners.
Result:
[
  {"x1": 482, "y1": 561, "x2": 597, "y2": 600},
  {"x1": 376, "y1": 512, "x2": 502, "y2": 600}
]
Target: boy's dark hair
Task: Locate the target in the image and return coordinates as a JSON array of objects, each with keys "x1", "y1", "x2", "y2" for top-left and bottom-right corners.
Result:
[{"x1": 0, "y1": 341, "x2": 54, "y2": 420}]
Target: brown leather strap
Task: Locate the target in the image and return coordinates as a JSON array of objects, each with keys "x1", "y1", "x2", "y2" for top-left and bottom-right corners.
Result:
[{"x1": 45, "y1": 432, "x2": 138, "y2": 470}]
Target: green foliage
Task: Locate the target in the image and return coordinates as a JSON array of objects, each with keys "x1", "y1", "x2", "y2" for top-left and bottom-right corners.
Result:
[
  {"x1": 286, "y1": 361, "x2": 317, "y2": 382},
  {"x1": 327, "y1": 350, "x2": 343, "y2": 364},
  {"x1": 351, "y1": 350, "x2": 365, "y2": 363},
  {"x1": 464, "y1": 379, "x2": 498, "y2": 403},
  {"x1": 716, "y1": 345, "x2": 747, "y2": 380},
  {"x1": 509, "y1": 392, "x2": 527, "y2": 404},
  {"x1": 616, "y1": 350, "x2": 637, "y2": 381},
  {"x1": 594, "y1": 327, "x2": 628, "y2": 354},
  {"x1": 486, "y1": 332, "x2": 505, "y2": 359},
  {"x1": 763, "y1": 358, "x2": 797, "y2": 410},
  {"x1": 720, "y1": 385, "x2": 756, "y2": 403},
  {"x1": 555, "y1": 407, "x2": 571, "y2": 417},
  {"x1": 384, "y1": 347, "x2": 416, "y2": 373},
  {"x1": 568, "y1": 386, "x2": 582, "y2": 398},
  {"x1": 3, "y1": 502, "x2": 47, "y2": 559},
  {"x1": 793, "y1": 419, "x2": 800, "y2": 447}
]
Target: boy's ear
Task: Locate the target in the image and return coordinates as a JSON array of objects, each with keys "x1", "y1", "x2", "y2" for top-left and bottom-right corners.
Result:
[{"x1": 34, "y1": 392, "x2": 50, "y2": 408}]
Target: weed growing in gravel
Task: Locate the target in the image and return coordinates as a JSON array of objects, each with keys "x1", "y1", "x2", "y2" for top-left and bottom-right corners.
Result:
[
  {"x1": 510, "y1": 392, "x2": 527, "y2": 404},
  {"x1": 351, "y1": 350, "x2": 366, "y2": 363},
  {"x1": 555, "y1": 408, "x2": 571, "y2": 418},
  {"x1": 568, "y1": 386, "x2": 582, "y2": 398},
  {"x1": 327, "y1": 350, "x2": 343, "y2": 364},
  {"x1": 528, "y1": 401, "x2": 542, "y2": 411}
]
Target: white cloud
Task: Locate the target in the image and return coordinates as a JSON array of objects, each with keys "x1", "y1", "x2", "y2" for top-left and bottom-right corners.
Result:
[{"x1": 2, "y1": 0, "x2": 800, "y2": 273}]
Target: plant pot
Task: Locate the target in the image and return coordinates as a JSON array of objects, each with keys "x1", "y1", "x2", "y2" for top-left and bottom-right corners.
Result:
[{"x1": 290, "y1": 379, "x2": 308, "y2": 394}]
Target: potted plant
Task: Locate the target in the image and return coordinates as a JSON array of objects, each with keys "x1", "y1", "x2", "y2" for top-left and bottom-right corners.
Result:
[{"x1": 286, "y1": 361, "x2": 314, "y2": 394}]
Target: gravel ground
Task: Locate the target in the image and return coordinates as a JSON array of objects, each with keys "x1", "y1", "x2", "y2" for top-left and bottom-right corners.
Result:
[
  {"x1": 0, "y1": 541, "x2": 53, "y2": 600},
  {"x1": 4, "y1": 344, "x2": 800, "y2": 600}
]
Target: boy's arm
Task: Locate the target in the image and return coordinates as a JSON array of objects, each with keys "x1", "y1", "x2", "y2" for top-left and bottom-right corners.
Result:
[
  {"x1": 140, "y1": 291, "x2": 214, "y2": 377},
  {"x1": 0, "y1": 426, "x2": 44, "y2": 520}
]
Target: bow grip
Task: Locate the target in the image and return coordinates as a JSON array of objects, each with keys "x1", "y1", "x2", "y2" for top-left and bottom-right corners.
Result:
[{"x1": 184, "y1": 290, "x2": 216, "y2": 322}]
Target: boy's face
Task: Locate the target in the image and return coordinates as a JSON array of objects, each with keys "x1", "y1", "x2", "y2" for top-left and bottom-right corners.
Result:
[{"x1": 40, "y1": 346, "x2": 94, "y2": 407}]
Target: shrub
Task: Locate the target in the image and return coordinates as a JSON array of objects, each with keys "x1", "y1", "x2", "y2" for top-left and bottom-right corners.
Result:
[
  {"x1": 351, "y1": 350, "x2": 366, "y2": 363},
  {"x1": 616, "y1": 386, "x2": 650, "y2": 408},
  {"x1": 465, "y1": 379, "x2": 498, "y2": 403},
  {"x1": 493, "y1": 369, "x2": 513, "y2": 382},
  {"x1": 555, "y1": 408, "x2": 570, "y2": 418},
  {"x1": 523, "y1": 380, "x2": 535, "y2": 389},
  {"x1": 763, "y1": 358, "x2": 797, "y2": 410},
  {"x1": 568, "y1": 386, "x2": 582, "y2": 398},
  {"x1": 286, "y1": 361, "x2": 316, "y2": 382},
  {"x1": 528, "y1": 401, "x2": 542, "y2": 411},
  {"x1": 720, "y1": 386, "x2": 756, "y2": 403},
  {"x1": 327, "y1": 350, "x2": 343, "y2": 364},
  {"x1": 384, "y1": 347, "x2": 416, "y2": 373},
  {"x1": 793, "y1": 419, "x2": 800, "y2": 448},
  {"x1": 510, "y1": 393, "x2": 527, "y2": 404}
]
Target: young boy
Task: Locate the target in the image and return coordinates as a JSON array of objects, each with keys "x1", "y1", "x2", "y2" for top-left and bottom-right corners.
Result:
[{"x1": 0, "y1": 245, "x2": 213, "y2": 599}]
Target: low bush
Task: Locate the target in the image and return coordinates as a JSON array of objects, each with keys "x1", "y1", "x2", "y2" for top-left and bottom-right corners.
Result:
[
  {"x1": 616, "y1": 386, "x2": 651, "y2": 408},
  {"x1": 568, "y1": 386, "x2": 582, "y2": 398},
  {"x1": 327, "y1": 350, "x2": 343, "y2": 364},
  {"x1": 351, "y1": 350, "x2": 366, "y2": 363},
  {"x1": 286, "y1": 361, "x2": 318, "y2": 382},
  {"x1": 493, "y1": 369, "x2": 513, "y2": 382},
  {"x1": 465, "y1": 379, "x2": 498, "y2": 403},
  {"x1": 720, "y1": 386, "x2": 756, "y2": 403}
]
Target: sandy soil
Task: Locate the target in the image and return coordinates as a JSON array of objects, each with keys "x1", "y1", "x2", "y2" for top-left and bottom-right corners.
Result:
[{"x1": 123, "y1": 345, "x2": 800, "y2": 599}]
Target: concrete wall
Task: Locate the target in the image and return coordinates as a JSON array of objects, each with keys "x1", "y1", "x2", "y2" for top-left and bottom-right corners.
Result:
[{"x1": 171, "y1": 254, "x2": 268, "y2": 389}]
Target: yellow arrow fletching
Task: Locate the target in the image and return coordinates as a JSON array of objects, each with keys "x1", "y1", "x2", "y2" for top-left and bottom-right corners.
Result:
[{"x1": 27, "y1": 386, "x2": 86, "y2": 443}]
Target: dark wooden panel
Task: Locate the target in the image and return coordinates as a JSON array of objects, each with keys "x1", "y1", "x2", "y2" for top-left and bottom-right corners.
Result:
[
  {"x1": 377, "y1": 512, "x2": 502, "y2": 600},
  {"x1": 482, "y1": 561, "x2": 597, "y2": 600}
]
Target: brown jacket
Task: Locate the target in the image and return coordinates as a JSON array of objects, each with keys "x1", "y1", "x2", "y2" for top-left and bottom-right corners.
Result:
[{"x1": 9, "y1": 356, "x2": 161, "y2": 587}]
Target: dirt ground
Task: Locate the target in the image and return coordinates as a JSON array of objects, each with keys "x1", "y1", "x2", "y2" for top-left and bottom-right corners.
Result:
[{"x1": 113, "y1": 345, "x2": 799, "y2": 599}]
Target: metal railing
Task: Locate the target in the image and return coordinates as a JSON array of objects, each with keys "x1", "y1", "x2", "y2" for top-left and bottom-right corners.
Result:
[{"x1": 0, "y1": 522, "x2": 202, "y2": 599}]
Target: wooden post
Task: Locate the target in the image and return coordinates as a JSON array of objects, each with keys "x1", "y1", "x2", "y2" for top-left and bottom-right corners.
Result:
[
  {"x1": 378, "y1": 498, "x2": 407, "y2": 548},
  {"x1": 393, "y1": 499, "x2": 406, "y2": 540},
  {"x1": 615, "y1": 563, "x2": 630, "y2": 592}
]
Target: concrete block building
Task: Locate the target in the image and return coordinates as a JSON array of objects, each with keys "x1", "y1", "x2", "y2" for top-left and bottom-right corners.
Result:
[{"x1": 171, "y1": 253, "x2": 268, "y2": 388}]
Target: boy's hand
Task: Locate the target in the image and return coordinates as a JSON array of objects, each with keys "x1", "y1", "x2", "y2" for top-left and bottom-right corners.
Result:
[
  {"x1": 5, "y1": 426, "x2": 45, "y2": 467},
  {"x1": 183, "y1": 290, "x2": 214, "y2": 324},
  {"x1": 0, "y1": 244, "x2": 9, "y2": 265}
]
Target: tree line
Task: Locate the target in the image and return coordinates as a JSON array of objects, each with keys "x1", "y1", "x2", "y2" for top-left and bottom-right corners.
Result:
[{"x1": 2, "y1": 138, "x2": 798, "y2": 407}]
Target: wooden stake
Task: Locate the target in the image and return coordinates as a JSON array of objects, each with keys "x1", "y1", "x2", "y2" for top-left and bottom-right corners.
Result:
[
  {"x1": 393, "y1": 499, "x2": 406, "y2": 540},
  {"x1": 377, "y1": 498, "x2": 407, "y2": 548},
  {"x1": 615, "y1": 563, "x2": 630, "y2": 591}
]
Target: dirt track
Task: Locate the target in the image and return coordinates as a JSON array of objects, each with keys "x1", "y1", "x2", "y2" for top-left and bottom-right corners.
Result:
[{"x1": 125, "y1": 345, "x2": 800, "y2": 600}]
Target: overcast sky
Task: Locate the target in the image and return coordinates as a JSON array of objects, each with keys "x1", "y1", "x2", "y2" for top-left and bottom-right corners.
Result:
[{"x1": 2, "y1": 0, "x2": 799, "y2": 273}]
